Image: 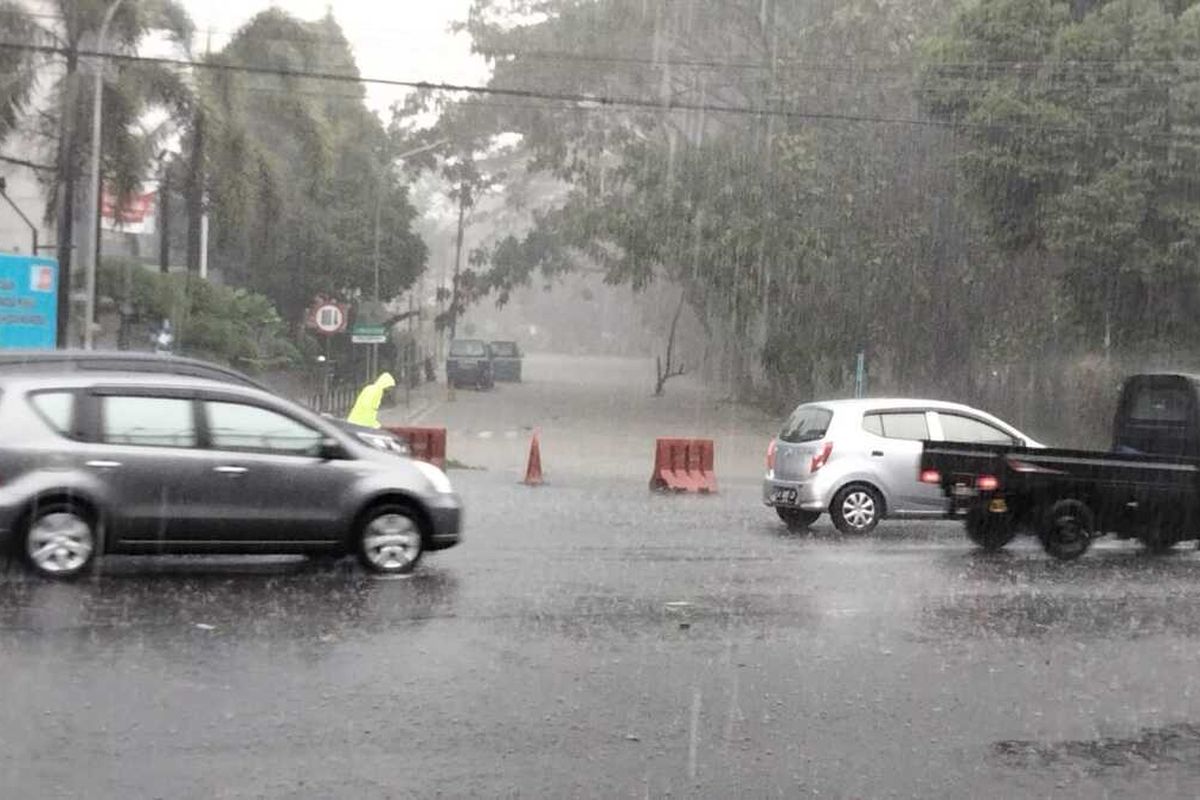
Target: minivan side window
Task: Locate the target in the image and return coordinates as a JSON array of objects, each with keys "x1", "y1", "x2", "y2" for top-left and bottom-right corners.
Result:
[
  {"x1": 938, "y1": 413, "x2": 1017, "y2": 445},
  {"x1": 100, "y1": 395, "x2": 197, "y2": 448},
  {"x1": 29, "y1": 391, "x2": 74, "y2": 436},
  {"x1": 205, "y1": 401, "x2": 323, "y2": 456},
  {"x1": 864, "y1": 411, "x2": 929, "y2": 441}
]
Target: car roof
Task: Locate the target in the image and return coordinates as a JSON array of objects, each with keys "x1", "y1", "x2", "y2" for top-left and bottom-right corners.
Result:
[
  {"x1": 798, "y1": 397, "x2": 1011, "y2": 416},
  {"x1": 0, "y1": 350, "x2": 267, "y2": 390},
  {"x1": 0, "y1": 370, "x2": 289, "y2": 404}
]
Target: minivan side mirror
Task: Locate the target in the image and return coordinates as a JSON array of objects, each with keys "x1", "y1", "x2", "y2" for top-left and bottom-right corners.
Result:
[{"x1": 318, "y1": 437, "x2": 348, "y2": 461}]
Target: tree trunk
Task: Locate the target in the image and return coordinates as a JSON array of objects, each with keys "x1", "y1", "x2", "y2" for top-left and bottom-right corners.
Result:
[
  {"x1": 159, "y1": 161, "x2": 170, "y2": 273},
  {"x1": 655, "y1": 291, "x2": 687, "y2": 396}
]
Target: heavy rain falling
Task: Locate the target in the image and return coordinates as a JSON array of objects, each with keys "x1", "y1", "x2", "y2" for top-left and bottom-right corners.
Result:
[{"x1": 2, "y1": 0, "x2": 1200, "y2": 797}]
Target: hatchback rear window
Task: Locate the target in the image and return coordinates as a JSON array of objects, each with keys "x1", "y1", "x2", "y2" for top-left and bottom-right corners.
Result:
[
  {"x1": 780, "y1": 406, "x2": 833, "y2": 443},
  {"x1": 450, "y1": 340, "x2": 487, "y2": 357}
]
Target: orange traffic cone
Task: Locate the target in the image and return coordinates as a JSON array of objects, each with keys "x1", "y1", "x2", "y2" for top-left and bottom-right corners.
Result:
[{"x1": 522, "y1": 432, "x2": 544, "y2": 486}]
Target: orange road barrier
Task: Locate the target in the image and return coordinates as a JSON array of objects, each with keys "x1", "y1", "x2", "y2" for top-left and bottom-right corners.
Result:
[
  {"x1": 385, "y1": 426, "x2": 447, "y2": 469},
  {"x1": 522, "y1": 431, "x2": 544, "y2": 486},
  {"x1": 649, "y1": 438, "x2": 717, "y2": 493}
]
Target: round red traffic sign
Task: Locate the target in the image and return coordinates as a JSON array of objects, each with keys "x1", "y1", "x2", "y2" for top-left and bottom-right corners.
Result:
[{"x1": 313, "y1": 303, "x2": 346, "y2": 334}]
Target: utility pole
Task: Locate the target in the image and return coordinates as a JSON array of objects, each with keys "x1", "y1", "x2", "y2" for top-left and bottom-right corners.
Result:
[
  {"x1": 84, "y1": 0, "x2": 124, "y2": 350},
  {"x1": 449, "y1": 181, "x2": 467, "y2": 341}
]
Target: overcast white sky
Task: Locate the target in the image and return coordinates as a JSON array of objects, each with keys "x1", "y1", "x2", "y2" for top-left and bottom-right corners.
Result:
[{"x1": 179, "y1": 0, "x2": 492, "y2": 118}]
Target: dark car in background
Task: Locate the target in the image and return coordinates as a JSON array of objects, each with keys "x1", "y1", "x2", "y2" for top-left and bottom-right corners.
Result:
[
  {"x1": 489, "y1": 340, "x2": 523, "y2": 382},
  {"x1": 446, "y1": 339, "x2": 494, "y2": 389}
]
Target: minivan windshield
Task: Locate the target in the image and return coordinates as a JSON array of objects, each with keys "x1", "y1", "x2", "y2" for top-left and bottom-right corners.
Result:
[{"x1": 780, "y1": 405, "x2": 833, "y2": 443}]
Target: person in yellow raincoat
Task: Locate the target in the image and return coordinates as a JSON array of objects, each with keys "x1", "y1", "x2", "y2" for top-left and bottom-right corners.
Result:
[{"x1": 347, "y1": 372, "x2": 396, "y2": 429}]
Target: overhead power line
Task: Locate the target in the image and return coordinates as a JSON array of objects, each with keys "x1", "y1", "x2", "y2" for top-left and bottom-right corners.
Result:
[
  {"x1": 0, "y1": 153, "x2": 54, "y2": 172},
  {"x1": 4, "y1": 40, "x2": 1200, "y2": 144}
]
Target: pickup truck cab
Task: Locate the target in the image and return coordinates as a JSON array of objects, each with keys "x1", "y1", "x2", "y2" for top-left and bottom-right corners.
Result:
[{"x1": 921, "y1": 373, "x2": 1200, "y2": 560}]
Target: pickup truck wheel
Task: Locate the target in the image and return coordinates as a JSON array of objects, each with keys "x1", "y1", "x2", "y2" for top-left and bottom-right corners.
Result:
[
  {"x1": 830, "y1": 484, "x2": 882, "y2": 535},
  {"x1": 1040, "y1": 499, "x2": 1094, "y2": 562},
  {"x1": 776, "y1": 507, "x2": 820, "y2": 531},
  {"x1": 964, "y1": 508, "x2": 1017, "y2": 552}
]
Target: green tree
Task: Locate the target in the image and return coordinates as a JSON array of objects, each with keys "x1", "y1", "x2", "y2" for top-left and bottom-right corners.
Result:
[
  {"x1": 919, "y1": 0, "x2": 1200, "y2": 353},
  {"x1": 185, "y1": 10, "x2": 427, "y2": 327},
  {"x1": 0, "y1": 0, "x2": 192, "y2": 344}
]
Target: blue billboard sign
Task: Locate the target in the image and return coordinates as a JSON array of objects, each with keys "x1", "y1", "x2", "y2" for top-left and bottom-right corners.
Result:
[{"x1": 0, "y1": 254, "x2": 58, "y2": 350}]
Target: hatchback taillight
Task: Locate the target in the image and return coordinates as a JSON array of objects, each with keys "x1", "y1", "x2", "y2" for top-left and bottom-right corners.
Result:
[
  {"x1": 920, "y1": 469, "x2": 941, "y2": 484},
  {"x1": 766, "y1": 439, "x2": 777, "y2": 472},
  {"x1": 810, "y1": 441, "x2": 833, "y2": 473}
]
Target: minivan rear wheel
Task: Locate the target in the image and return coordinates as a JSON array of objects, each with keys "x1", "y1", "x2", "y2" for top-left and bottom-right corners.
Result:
[
  {"x1": 830, "y1": 484, "x2": 883, "y2": 535},
  {"x1": 356, "y1": 504, "x2": 424, "y2": 575},
  {"x1": 776, "y1": 507, "x2": 820, "y2": 531},
  {"x1": 24, "y1": 501, "x2": 98, "y2": 580}
]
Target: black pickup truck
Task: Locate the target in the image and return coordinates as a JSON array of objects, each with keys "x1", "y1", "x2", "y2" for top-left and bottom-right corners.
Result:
[{"x1": 920, "y1": 373, "x2": 1200, "y2": 560}]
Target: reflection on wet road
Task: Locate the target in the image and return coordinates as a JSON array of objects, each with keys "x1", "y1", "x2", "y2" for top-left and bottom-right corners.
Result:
[{"x1": 4, "y1": 469, "x2": 1200, "y2": 797}]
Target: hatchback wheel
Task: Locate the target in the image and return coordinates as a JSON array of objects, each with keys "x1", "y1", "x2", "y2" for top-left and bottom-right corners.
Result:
[
  {"x1": 830, "y1": 485, "x2": 882, "y2": 535},
  {"x1": 24, "y1": 502, "x2": 97, "y2": 579},
  {"x1": 356, "y1": 505, "x2": 424, "y2": 575}
]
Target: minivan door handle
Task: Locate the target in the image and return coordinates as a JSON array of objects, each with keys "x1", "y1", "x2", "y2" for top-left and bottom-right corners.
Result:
[
  {"x1": 213, "y1": 465, "x2": 248, "y2": 476},
  {"x1": 86, "y1": 460, "x2": 122, "y2": 469}
]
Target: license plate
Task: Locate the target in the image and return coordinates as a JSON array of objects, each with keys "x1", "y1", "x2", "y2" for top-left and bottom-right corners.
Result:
[
  {"x1": 952, "y1": 484, "x2": 977, "y2": 498},
  {"x1": 771, "y1": 487, "x2": 799, "y2": 505}
]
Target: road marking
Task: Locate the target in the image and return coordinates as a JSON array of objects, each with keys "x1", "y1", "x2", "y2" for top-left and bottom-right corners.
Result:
[{"x1": 688, "y1": 688, "x2": 702, "y2": 780}]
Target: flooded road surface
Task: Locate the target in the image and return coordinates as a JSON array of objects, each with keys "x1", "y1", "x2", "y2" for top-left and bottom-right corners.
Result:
[{"x1": 3, "y1": 357, "x2": 1200, "y2": 798}]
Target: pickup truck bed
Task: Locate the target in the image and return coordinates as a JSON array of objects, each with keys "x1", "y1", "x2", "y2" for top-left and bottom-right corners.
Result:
[{"x1": 921, "y1": 441, "x2": 1200, "y2": 560}]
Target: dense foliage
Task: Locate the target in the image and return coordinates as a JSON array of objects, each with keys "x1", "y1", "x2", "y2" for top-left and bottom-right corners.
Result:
[
  {"x1": 99, "y1": 258, "x2": 298, "y2": 369},
  {"x1": 0, "y1": 5, "x2": 428, "y2": 343},
  {"x1": 193, "y1": 11, "x2": 428, "y2": 325},
  {"x1": 443, "y1": 0, "x2": 1200, "y2": 441}
]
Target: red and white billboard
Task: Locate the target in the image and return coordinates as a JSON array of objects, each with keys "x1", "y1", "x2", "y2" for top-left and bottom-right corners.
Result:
[{"x1": 101, "y1": 189, "x2": 157, "y2": 235}]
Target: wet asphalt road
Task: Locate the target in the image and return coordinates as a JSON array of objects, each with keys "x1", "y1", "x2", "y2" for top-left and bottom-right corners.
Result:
[{"x1": 5, "y1": 358, "x2": 1200, "y2": 798}]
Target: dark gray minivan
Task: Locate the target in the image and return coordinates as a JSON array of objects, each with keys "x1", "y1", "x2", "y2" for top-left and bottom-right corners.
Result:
[{"x1": 0, "y1": 370, "x2": 461, "y2": 578}]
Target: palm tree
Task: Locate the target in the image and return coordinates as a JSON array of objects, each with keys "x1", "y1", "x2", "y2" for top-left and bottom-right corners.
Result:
[{"x1": 0, "y1": 0, "x2": 192, "y2": 344}]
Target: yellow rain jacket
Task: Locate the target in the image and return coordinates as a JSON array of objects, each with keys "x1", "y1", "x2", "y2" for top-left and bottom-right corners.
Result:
[{"x1": 347, "y1": 372, "x2": 396, "y2": 429}]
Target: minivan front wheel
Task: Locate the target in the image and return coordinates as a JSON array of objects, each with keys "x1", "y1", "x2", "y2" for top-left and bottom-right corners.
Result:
[
  {"x1": 24, "y1": 502, "x2": 97, "y2": 579},
  {"x1": 830, "y1": 485, "x2": 883, "y2": 535},
  {"x1": 356, "y1": 505, "x2": 424, "y2": 575}
]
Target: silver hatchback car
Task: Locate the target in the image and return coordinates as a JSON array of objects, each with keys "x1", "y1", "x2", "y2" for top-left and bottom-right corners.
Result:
[
  {"x1": 763, "y1": 398, "x2": 1040, "y2": 534},
  {"x1": 0, "y1": 370, "x2": 461, "y2": 578}
]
